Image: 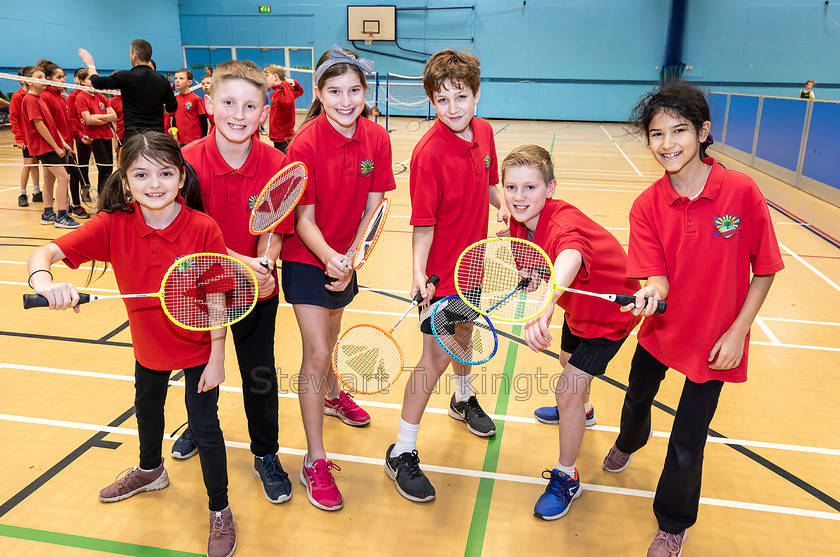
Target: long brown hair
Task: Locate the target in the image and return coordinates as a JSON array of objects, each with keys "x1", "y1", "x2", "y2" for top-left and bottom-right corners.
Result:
[{"x1": 303, "y1": 47, "x2": 370, "y2": 125}]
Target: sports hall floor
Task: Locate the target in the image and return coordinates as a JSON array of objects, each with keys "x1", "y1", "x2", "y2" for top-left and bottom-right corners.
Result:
[{"x1": 0, "y1": 116, "x2": 839, "y2": 556}]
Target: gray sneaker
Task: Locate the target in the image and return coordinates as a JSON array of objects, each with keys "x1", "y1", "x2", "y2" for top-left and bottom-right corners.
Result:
[
  {"x1": 448, "y1": 394, "x2": 496, "y2": 437},
  {"x1": 18, "y1": 194, "x2": 28, "y2": 207},
  {"x1": 647, "y1": 529, "x2": 686, "y2": 557},
  {"x1": 98, "y1": 461, "x2": 169, "y2": 502},
  {"x1": 207, "y1": 507, "x2": 236, "y2": 557},
  {"x1": 54, "y1": 213, "x2": 80, "y2": 229},
  {"x1": 253, "y1": 454, "x2": 292, "y2": 503},
  {"x1": 384, "y1": 444, "x2": 435, "y2": 502}
]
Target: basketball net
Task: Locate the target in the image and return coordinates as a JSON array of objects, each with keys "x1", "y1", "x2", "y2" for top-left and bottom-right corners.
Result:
[{"x1": 364, "y1": 32, "x2": 375, "y2": 45}]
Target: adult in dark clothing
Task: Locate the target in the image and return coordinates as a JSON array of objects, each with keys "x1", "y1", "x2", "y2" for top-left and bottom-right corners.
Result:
[{"x1": 78, "y1": 40, "x2": 177, "y2": 139}]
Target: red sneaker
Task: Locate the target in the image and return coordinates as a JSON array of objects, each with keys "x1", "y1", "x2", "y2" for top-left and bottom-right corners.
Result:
[
  {"x1": 98, "y1": 461, "x2": 169, "y2": 502},
  {"x1": 324, "y1": 391, "x2": 371, "y2": 426},
  {"x1": 299, "y1": 458, "x2": 343, "y2": 511}
]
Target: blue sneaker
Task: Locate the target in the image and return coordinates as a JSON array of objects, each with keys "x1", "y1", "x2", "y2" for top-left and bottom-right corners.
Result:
[
  {"x1": 253, "y1": 454, "x2": 292, "y2": 503},
  {"x1": 533, "y1": 468, "x2": 582, "y2": 520},
  {"x1": 534, "y1": 405, "x2": 596, "y2": 427}
]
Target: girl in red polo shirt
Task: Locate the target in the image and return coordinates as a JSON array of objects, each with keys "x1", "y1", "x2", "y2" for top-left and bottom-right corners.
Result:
[
  {"x1": 11, "y1": 66, "x2": 41, "y2": 207},
  {"x1": 280, "y1": 45, "x2": 395, "y2": 511},
  {"x1": 26, "y1": 132, "x2": 237, "y2": 557},
  {"x1": 607, "y1": 83, "x2": 784, "y2": 555}
]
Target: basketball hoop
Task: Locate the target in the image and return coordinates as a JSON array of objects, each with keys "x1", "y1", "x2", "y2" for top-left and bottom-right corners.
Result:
[{"x1": 363, "y1": 31, "x2": 375, "y2": 45}]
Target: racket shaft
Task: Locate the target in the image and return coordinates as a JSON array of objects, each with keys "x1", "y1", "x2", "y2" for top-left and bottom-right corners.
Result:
[
  {"x1": 23, "y1": 292, "x2": 153, "y2": 308},
  {"x1": 389, "y1": 274, "x2": 440, "y2": 332},
  {"x1": 261, "y1": 232, "x2": 274, "y2": 268}
]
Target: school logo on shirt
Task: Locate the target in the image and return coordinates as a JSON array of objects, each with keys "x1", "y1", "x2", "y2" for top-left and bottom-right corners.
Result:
[
  {"x1": 247, "y1": 194, "x2": 258, "y2": 210},
  {"x1": 99, "y1": 101, "x2": 106, "y2": 111},
  {"x1": 484, "y1": 153, "x2": 491, "y2": 170},
  {"x1": 174, "y1": 255, "x2": 194, "y2": 272},
  {"x1": 185, "y1": 101, "x2": 193, "y2": 110},
  {"x1": 713, "y1": 213, "x2": 741, "y2": 238},
  {"x1": 359, "y1": 159, "x2": 374, "y2": 177}
]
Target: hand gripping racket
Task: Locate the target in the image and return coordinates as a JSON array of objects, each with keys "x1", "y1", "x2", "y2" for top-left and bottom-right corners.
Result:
[
  {"x1": 455, "y1": 237, "x2": 666, "y2": 323},
  {"x1": 23, "y1": 253, "x2": 258, "y2": 331},
  {"x1": 248, "y1": 161, "x2": 308, "y2": 268},
  {"x1": 331, "y1": 275, "x2": 439, "y2": 395},
  {"x1": 431, "y1": 295, "x2": 498, "y2": 365}
]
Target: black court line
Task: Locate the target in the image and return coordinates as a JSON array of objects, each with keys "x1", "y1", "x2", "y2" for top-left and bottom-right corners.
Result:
[
  {"x1": 0, "y1": 243, "x2": 43, "y2": 248},
  {"x1": 767, "y1": 200, "x2": 840, "y2": 251},
  {"x1": 0, "y1": 330, "x2": 131, "y2": 348},
  {"x1": 0, "y1": 235, "x2": 56, "y2": 241},
  {"x1": 98, "y1": 321, "x2": 130, "y2": 342},
  {"x1": 0, "y1": 370, "x2": 186, "y2": 518}
]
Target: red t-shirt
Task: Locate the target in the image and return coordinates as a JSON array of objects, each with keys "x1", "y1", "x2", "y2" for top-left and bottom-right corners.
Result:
[
  {"x1": 75, "y1": 92, "x2": 113, "y2": 140},
  {"x1": 628, "y1": 159, "x2": 784, "y2": 383},
  {"x1": 10, "y1": 88, "x2": 26, "y2": 144},
  {"x1": 166, "y1": 91, "x2": 206, "y2": 145},
  {"x1": 66, "y1": 89, "x2": 85, "y2": 140},
  {"x1": 268, "y1": 81, "x2": 304, "y2": 142},
  {"x1": 409, "y1": 117, "x2": 499, "y2": 296},
  {"x1": 40, "y1": 88, "x2": 74, "y2": 145},
  {"x1": 108, "y1": 95, "x2": 125, "y2": 140},
  {"x1": 52, "y1": 202, "x2": 227, "y2": 370},
  {"x1": 20, "y1": 93, "x2": 62, "y2": 157},
  {"x1": 281, "y1": 113, "x2": 396, "y2": 269},
  {"x1": 183, "y1": 133, "x2": 291, "y2": 300}
]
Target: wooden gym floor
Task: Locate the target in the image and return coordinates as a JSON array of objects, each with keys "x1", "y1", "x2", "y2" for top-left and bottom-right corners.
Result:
[{"x1": 0, "y1": 116, "x2": 839, "y2": 556}]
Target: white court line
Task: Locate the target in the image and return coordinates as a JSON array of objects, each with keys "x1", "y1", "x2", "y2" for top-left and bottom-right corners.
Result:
[
  {"x1": 599, "y1": 124, "x2": 613, "y2": 140},
  {"x1": 1, "y1": 187, "x2": 21, "y2": 194},
  {"x1": 775, "y1": 221, "x2": 812, "y2": 226},
  {"x1": 614, "y1": 143, "x2": 643, "y2": 177},
  {"x1": 761, "y1": 317, "x2": 840, "y2": 327},
  {"x1": 3, "y1": 362, "x2": 840, "y2": 457},
  {"x1": 1, "y1": 411, "x2": 838, "y2": 521},
  {"x1": 779, "y1": 241, "x2": 840, "y2": 294},
  {"x1": 556, "y1": 186, "x2": 645, "y2": 194},
  {"x1": 754, "y1": 316, "x2": 781, "y2": 345}
]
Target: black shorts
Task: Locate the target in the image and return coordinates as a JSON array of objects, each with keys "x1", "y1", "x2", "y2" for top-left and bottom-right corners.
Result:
[
  {"x1": 281, "y1": 260, "x2": 358, "y2": 310},
  {"x1": 36, "y1": 151, "x2": 67, "y2": 167},
  {"x1": 418, "y1": 295, "x2": 444, "y2": 335},
  {"x1": 560, "y1": 320, "x2": 627, "y2": 377},
  {"x1": 21, "y1": 147, "x2": 31, "y2": 158}
]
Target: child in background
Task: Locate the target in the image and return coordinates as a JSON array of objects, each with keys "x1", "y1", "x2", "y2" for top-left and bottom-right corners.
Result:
[
  {"x1": 281, "y1": 45, "x2": 394, "y2": 511},
  {"x1": 608, "y1": 82, "x2": 783, "y2": 555},
  {"x1": 10, "y1": 66, "x2": 41, "y2": 207},
  {"x1": 68, "y1": 68, "x2": 93, "y2": 204},
  {"x1": 200, "y1": 75, "x2": 214, "y2": 128},
  {"x1": 263, "y1": 64, "x2": 304, "y2": 153},
  {"x1": 109, "y1": 90, "x2": 125, "y2": 145},
  {"x1": 167, "y1": 68, "x2": 207, "y2": 145},
  {"x1": 180, "y1": 60, "x2": 294, "y2": 508},
  {"x1": 385, "y1": 49, "x2": 507, "y2": 503},
  {"x1": 19, "y1": 67, "x2": 78, "y2": 229},
  {"x1": 27, "y1": 132, "x2": 236, "y2": 557},
  {"x1": 800, "y1": 80, "x2": 816, "y2": 99},
  {"x1": 76, "y1": 71, "x2": 117, "y2": 194},
  {"x1": 499, "y1": 145, "x2": 642, "y2": 520}
]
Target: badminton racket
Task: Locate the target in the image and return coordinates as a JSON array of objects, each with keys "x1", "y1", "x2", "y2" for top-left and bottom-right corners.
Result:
[
  {"x1": 23, "y1": 253, "x2": 258, "y2": 331},
  {"x1": 248, "y1": 161, "x2": 308, "y2": 268},
  {"x1": 431, "y1": 295, "x2": 498, "y2": 365},
  {"x1": 455, "y1": 237, "x2": 666, "y2": 323},
  {"x1": 348, "y1": 197, "x2": 390, "y2": 270},
  {"x1": 331, "y1": 274, "x2": 439, "y2": 395}
]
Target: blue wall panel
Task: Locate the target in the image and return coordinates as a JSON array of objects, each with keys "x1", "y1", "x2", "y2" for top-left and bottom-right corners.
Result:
[
  {"x1": 725, "y1": 95, "x2": 759, "y2": 154},
  {"x1": 802, "y1": 102, "x2": 840, "y2": 191},
  {"x1": 755, "y1": 97, "x2": 806, "y2": 172},
  {"x1": 707, "y1": 93, "x2": 727, "y2": 142}
]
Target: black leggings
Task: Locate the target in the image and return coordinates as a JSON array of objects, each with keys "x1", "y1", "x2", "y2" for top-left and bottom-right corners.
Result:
[
  {"x1": 89, "y1": 138, "x2": 113, "y2": 193},
  {"x1": 71, "y1": 140, "x2": 91, "y2": 202}
]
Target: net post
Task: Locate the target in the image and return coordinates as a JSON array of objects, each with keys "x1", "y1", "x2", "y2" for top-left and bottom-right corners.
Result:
[
  {"x1": 374, "y1": 72, "x2": 380, "y2": 123},
  {"x1": 385, "y1": 73, "x2": 393, "y2": 132}
]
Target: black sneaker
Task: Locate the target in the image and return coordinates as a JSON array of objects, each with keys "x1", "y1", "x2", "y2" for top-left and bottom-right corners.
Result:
[
  {"x1": 54, "y1": 213, "x2": 81, "y2": 229},
  {"x1": 68, "y1": 205, "x2": 91, "y2": 219},
  {"x1": 40, "y1": 211, "x2": 56, "y2": 225},
  {"x1": 171, "y1": 428, "x2": 198, "y2": 460},
  {"x1": 253, "y1": 454, "x2": 292, "y2": 503},
  {"x1": 384, "y1": 444, "x2": 435, "y2": 502},
  {"x1": 32, "y1": 191, "x2": 43, "y2": 203},
  {"x1": 18, "y1": 194, "x2": 28, "y2": 207},
  {"x1": 448, "y1": 394, "x2": 496, "y2": 437}
]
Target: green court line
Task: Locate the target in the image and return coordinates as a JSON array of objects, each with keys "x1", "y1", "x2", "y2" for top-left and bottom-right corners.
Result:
[
  {"x1": 463, "y1": 324, "x2": 521, "y2": 557},
  {"x1": 550, "y1": 133, "x2": 556, "y2": 156},
  {"x1": 0, "y1": 524, "x2": 203, "y2": 556}
]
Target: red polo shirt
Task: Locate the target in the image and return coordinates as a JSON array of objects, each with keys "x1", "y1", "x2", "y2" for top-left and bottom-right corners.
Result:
[
  {"x1": 510, "y1": 199, "x2": 641, "y2": 340},
  {"x1": 166, "y1": 91, "x2": 205, "y2": 145},
  {"x1": 20, "y1": 93, "x2": 62, "y2": 157},
  {"x1": 10, "y1": 88, "x2": 26, "y2": 144},
  {"x1": 628, "y1": 158, "x2": 784, "y2": 383},
  {"x1": 75, "y1": 92, "x2": 113, "y2": 140},
  {"x1": 268, "y1": 81, "x2": 304, "y2": 142},
  {"x1": 281, "y1": 112, "x2": 396, "y2": 269},
  {"x1": 41, "y1": 88, "x2": 74, "y2": 145},
  {"x1": 66, "y1": 90, "x2": 86, "y2": 140},
  {"x1": 183, "y1": 133, "x2": 291, "y2": 299},
  {"x1": 410, "y1": 117, "x2": 499, "y2": 297},
  {"x1": 52, "y1": 202, "x2": 227, "y2": 371},
  {"x1": 109, "y1": 95, "x2": 125, "y2": 140}
]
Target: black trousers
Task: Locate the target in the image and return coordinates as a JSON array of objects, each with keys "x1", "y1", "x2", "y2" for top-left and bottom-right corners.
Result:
[
  {"x1": 134, "y1": 361, "x2": 229, "y2": 511},
  {"x1": 615, "y1": 343, "x2": 723, "y2": 533},
  {"x1": 71, "y1": 140, "x2": 91, "y2": 200},
  {"x1": 272, "y1": 140, "x2": 289, "y2": 153},
  {"x1": 89, "y1": 138, "x2": 113, "y2": 193}
]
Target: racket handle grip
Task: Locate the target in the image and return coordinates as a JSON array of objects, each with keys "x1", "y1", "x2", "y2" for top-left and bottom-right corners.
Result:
[
  {"x1": 412, "y1": 274, "x2": 440, "y2": 304},
  {"x1": 23, "y1": 293, "x2": 90, "y2": 309},
  {"x1": 613, "y1": 294, "x2": 667, "y2": 314}
]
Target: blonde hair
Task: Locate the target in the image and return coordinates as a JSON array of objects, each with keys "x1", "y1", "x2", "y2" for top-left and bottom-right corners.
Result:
[
  {"x1": 263, "y1": 64, "x2": 286, "y2": 80},
  {"x1": 500, "y1": 145, "x2": 555, "y2": 186},
  {"x1": 423, "y1": 49, "x2": 480, "y2": 99},
  {"x1": 210, "y1": 60, "x2": 268, "y2": 98}
]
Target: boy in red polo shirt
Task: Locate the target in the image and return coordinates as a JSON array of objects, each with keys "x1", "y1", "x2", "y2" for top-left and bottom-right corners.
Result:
[
  {"x1": 384, "y1": 49, "x2": 508, "y2": 503},
  {"x1": 263, "y1": 64, "x2": 304, "y2": 153},
  {"x1": 608, "y1": 83, "x2": 783, "y2": 555},
  {"x1": 167, "y1": 68, "x2": 207, "y2": 145},
  {"x1": 180, "y1": 60, "x2": 294, "y2": 507},
  {"x1": 498, "y1": 145, "x2": 642, "y2": 520},
  {"x1": 11, "y1": 67, "x2": 41, "y2": 207},
  {"x1": 77, "y1": 71, "x2": 117, "y2": 196},
  {"x1": 200, "y1": 75, "x2": 214, "y2": 129}
]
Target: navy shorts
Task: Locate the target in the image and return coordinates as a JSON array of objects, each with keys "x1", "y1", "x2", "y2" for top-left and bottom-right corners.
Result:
[
  {"x1": 281, "y1": 260, "x2": 358, "y2": 310},
  {"x1": 560, "y1": 320, "x2": 627, "y2": 377}
]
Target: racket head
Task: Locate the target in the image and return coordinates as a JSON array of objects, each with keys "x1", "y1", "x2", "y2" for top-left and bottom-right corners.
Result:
[
  {"x1": 332, "y1": 324, "x2": 404, "y2": 395},
  {"x1": 248, "y1": 161, "x2": 308, "y2": 234},
  {"x1": 159, "y1": 253, "x2": 258, "y2": 330},
  {"x1": 431, "y1": 296, "x2": 498, "y2": 365},
  {"x1": 454, "y1": 237, "x2": 555, "y2": 323},
  {"x1": 352, "y1": 197, "x2": 390, "y2": 269}
]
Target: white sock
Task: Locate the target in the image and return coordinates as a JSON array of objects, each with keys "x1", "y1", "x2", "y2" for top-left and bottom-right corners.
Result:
[
  {"x1": 33, "y1": 186, "x2": 41, "y2": 193},
  {"x1": 304, "y1": 453, "x2": 314, "y2": 467},
  {"x1": 555, "y1": 462, "x2": 576, "y2": 477},
  {"x1": 584, "y1": 400, "x2": 592, "y2": 413},
  {"x1": 19, "y1": 188, "x2": 26, "y2": 195},
  {"x1": 391, "y1": 418, "x2": 420, "y2": 457},
  {"x1": 454, "y1": 373, "x2": 473, "y2": 403}
]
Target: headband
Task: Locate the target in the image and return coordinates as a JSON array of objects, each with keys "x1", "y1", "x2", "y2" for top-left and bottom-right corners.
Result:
[{"x1": 314, "y1": 44, "x2": 374, "y2": 84}]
